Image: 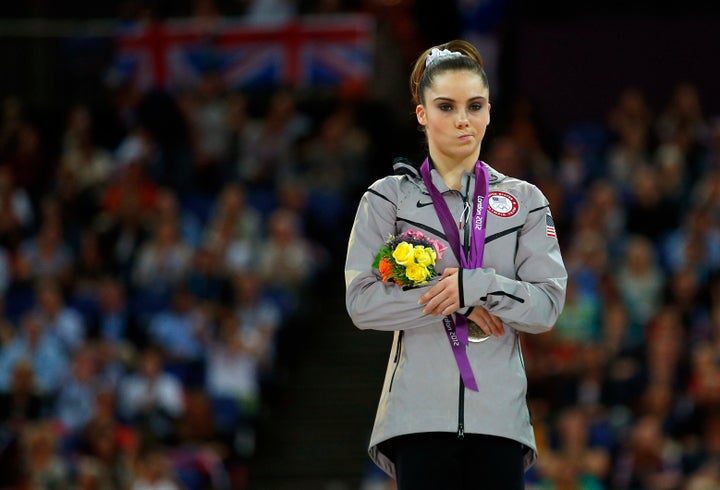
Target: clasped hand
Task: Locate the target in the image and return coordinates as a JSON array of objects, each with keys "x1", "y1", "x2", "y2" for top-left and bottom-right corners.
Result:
[{"x1": 418, "y1": 268, "x2": 505, "y2": 337}]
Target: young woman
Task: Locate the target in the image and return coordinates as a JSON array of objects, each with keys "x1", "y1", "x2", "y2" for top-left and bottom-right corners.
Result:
[{"x1": 345, "y1": 40, "x2": 568, "y2": 489}]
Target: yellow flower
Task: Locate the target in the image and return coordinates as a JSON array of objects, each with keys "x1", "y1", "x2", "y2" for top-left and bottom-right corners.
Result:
[
  {"x1": 392, "y1": 242, "x2": 415, "y2": 266},
  {"x1": 405, "y1": 263, "x2": 430, "y2": 284},
  {"x1": 414, "y1": 246, "x2": 435, "y2": 267}
]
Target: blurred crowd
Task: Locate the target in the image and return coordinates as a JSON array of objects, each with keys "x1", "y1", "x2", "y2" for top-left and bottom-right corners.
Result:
[
  {"x1": 0, "y1": 55, "x2": 377, "y2": 487},
  {"x1": 496, "y1": 83, "x2": 720, "y2": 490}
]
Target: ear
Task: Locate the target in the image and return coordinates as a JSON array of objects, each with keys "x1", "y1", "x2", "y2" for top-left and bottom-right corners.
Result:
[{"x1": 416, "y1": 105, "x2": 427, "y2": 126}]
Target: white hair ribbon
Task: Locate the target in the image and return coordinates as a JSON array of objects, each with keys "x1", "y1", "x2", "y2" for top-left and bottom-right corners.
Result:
[{"x1": 425, "y1": 48, "x2": 466, "y2": 67}]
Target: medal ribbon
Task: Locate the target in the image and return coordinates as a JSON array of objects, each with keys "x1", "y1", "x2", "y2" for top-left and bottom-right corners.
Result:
[{"x1": 420, "y1": 158, "x2": 489, "y2": 392}]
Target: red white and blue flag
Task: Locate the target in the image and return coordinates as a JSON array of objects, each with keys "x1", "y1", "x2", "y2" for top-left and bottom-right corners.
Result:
[
  {"x1": 112, "y1": 15, "x2": 374, "y2": 91},
  {"x1": 546, "y1": 214, "x2": 557, "y2": 238}
]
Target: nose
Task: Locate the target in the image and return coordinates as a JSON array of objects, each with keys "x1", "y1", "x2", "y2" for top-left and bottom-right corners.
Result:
[{"x1": 456, "y1": 110, "x2": 469, "y2": 128}]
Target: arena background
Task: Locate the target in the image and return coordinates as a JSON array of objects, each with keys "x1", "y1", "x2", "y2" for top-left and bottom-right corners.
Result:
[{"x1": 0, "y1": 1, "x2": 719, "y2": 489}]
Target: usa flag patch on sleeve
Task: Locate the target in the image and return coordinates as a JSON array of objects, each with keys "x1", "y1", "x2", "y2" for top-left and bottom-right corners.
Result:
[{"x1": 546, "y1": 214, "x2": 557, "y2": 238}]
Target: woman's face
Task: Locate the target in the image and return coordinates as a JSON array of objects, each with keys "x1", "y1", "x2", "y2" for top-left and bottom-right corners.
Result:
[{"x1": 416, "y1": 70, "x2": 490, "y2": 164}]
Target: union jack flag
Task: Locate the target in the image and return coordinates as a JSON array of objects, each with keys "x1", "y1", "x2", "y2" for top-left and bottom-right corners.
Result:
[
  {"x1": 546, "y1": 214, "x2": 557, "y2": 238},
  {"x1": 112, "y1": 15, "x2": 374, "y2": 92}
]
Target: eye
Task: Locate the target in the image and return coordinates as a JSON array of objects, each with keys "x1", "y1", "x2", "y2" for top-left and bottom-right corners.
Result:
[
  {"x1": 469, "y1": 103, "x2": 484, "y2": 112},
  {"x1": 438, "y1": 103, "x2": 453, "y2": 112}
]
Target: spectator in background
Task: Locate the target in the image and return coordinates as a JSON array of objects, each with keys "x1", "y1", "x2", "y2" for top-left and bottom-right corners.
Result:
[
  {"x1": 57, "y1": 104, "x2": 115, "y2": 229},
  {"x1": 662, "y1": 204, "x2": 720, "y2": 276},
  {"x1": 608, "y1": 86, "x2": 654, "y2": 142},
  {"x1": 612, "y1": 413, "x2": 684, "y2": 490},
  {"x1": 0, "y1": 312, "x2": 69, "y2": 395},
  {"x1": 117, "y1": 346, "x2": 185, "y2": 444},
  {"x1": 654, "y1": 141, "x2": 689, "y2": 206},
  {"x1": 585, "y1": 180, "x2": 627, "y2": 255},
  {"x1": 186, "y1": 246, "x2": 229, "y2": 305},
  {"x1": 114, "y1": 124, "x2": 165, "y2": 185},
  {"x1": 0, "y1": 164, "x2": 34, "y2": 250},
  {"x1": 93, "y1": 276, "x2": 143, "y2": 347},
  {"x1": 0, "y1": 97, "x2": 49, "y2": 206},
  {"x1": 535, "y1": 406, "x2": 610, "y2": 489},
  {"x1": 0, "y1": 244, "x2": 11, "y2": 297},
  {"x1": 34, "y1": 279, "x2": 86, "y2": 354},
  {"x1": 131, "y1": 215, "x2": 194, "y2": 307},
  {"x1": 605, "y1": 120, "x2": 652, "y2": 193},
  {"x1": 0, "y1": 360, "x2": 48, "y2": 432},
  {"x1": 70, "y1": 229, "x2": 110, "y2": 317},
  {"x1": 102, "y1": 159, "x2": 159, "y2": 224},
  {"x1": 201, "y1": 209, "x2": 256, "y2": 276},
  {"x1": 20, "y1": 421, "x2": 71, "y2": 490},
  {"x1": 130, "y1": 443, "x2": 182, "y2": 490},
  {"x1": 16, "y1": 214, "x2": 74, "y2": 288},
  {"x1": 258, "y1": 207, "x2": 321, "y2": 314},
  {"x1": 299, "y1": 103, "x2": 371, "y2": 239},
  {"x1": 146, "y1": 286, "x2": 210, "y2": 387},
  {"x1": 54, "y1": 344, "x2": 101, "y2": 438},
  {"x1": 226, "y1": 92, "x2": 256, "y2": 183},
  {"x1": 96, "y1": 184, "x2": 149, "y2": 284},
  {"x1": 616, "y1": 235, "x2": 665, "y2": 332},
  {"x1": 656, "y1": 82, "x2": 707, "y2": 153},
  {"x1": 231, "y1": 269, "x2": 282, "y2": 369},
  {"x1": 151, "y1": 187, "x2": 203, "y2": 249},
  {"x1": 205, "y1": 311, "x2": 263, "y2": 454},
  {"x1": 299, "y1": 103, "x2": 370, "y2": 196},
  {"x1": 178, "y1": 69, "x2": 231, "y2": 193},
  {"x1": 236, "y1": 88, "x2": 311, "y2": 191},
  {"x1": 625, "y1": 165, "x2": 680, "y2": 244},
  {"x1": 205, "y1": 182, "x2": 263, "y2": 247},
  {"x1": 76, "y1": 388, "x2": 137, "y2": 490}
]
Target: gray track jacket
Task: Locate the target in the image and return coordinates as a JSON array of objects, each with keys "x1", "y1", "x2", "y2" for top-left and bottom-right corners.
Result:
[{"x1": 345, "y1": 159, "x2": 567, "y2": 479}]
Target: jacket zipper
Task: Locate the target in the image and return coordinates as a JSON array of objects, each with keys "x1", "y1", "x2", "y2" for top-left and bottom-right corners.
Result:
[
  {"x1": 456, "y1": 177, "x2": 472, "y2": 439},
  {"x1": 458, "y1": 375, "x2": 465, "y2": 438},
  {"x1": 388, "y1": 331, "x2": 403, "y2": 392}
]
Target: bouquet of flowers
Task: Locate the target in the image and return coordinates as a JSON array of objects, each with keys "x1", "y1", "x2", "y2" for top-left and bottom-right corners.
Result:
[{"x1": 372, "y1": 229, "x2": 447, "y2": 287}]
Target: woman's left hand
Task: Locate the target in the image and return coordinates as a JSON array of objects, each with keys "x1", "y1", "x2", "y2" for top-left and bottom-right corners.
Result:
[{"x1": 418, "y1": 267, "x2": 462, "y2": 316}]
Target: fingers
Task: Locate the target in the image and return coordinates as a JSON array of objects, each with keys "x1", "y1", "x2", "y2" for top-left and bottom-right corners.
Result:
[
  {"x1": 468, "y1": 306, "x2": 505, "y2": 337},
  {"x1": 422, "y1": 294, "x2": 460, "y2": 316},
  {"x1": 418, "y1": 268, "x2": 459, "y2": 316},
  {"x1": 419, "y1": 282, "x2": 459, "y2": 315}
]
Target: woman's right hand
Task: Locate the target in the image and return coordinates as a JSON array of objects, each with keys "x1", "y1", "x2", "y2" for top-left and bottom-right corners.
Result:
[{"x1": 467, "y1": 306, "x2": 505, "y2": 337}]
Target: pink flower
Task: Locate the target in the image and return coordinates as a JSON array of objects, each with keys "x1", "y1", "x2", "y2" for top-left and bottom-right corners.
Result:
[
  {"x1": 428, "y1": 238, "x2": 447, "y2": 260},
  {"x1": 403, "y1": 230, "x2": 425, "y2": 240}
]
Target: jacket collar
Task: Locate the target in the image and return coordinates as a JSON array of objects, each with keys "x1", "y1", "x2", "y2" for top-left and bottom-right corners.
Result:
[{"x1": 392, "y1": 156, "x2": 506, "y2": 186}]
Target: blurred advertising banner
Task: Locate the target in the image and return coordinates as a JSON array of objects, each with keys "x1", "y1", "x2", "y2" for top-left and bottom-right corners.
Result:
[{"x1": 110, "y1": 15, "x2": 374, "y2": 92}]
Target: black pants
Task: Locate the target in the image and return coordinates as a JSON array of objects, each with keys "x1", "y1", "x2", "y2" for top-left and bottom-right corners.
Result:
[{"x1": 391, "y1": 432, "x2": 526, "y2": 490}]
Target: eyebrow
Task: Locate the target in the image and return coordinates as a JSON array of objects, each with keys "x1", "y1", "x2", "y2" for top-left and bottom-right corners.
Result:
[{"x1": 432, "y1": 96, "x2": 487, "y2": 102}]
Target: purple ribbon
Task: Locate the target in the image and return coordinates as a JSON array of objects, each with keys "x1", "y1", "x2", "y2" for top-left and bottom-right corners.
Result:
[{"x1": 420, "y1": 158, "x2": 489, "y2": 392}]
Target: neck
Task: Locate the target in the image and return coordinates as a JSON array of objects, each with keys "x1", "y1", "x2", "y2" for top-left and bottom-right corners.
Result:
[{"x1": 429, "y1": 154, "x2": 477, "y2": 190}]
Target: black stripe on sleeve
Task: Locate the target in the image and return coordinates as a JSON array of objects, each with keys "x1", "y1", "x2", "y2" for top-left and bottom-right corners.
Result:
[
  {"x1": 528, "y1": 204, "x2": 549, "y2": 214},
  {"x1": 480, "y1": 291, "x2": 526, "y2": 303},
  {"x1": 367, "y1": 188, "x2": 395, "y2": 205},
  {"x1": 485, "y1": 225, "x2": 523, "y2": 244}
]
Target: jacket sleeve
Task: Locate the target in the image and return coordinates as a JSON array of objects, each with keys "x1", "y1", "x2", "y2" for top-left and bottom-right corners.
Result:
[
  {"x1": 461, "y1": 185, "x2": 567, "y2": 334},
  {"x1": 345, "y1": 178, "x2": 443, "y2": 331}
]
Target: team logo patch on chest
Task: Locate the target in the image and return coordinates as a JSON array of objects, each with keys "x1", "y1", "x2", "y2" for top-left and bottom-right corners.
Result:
[{"x1": 487, "y1": 191, "x2": 519, "y2": 217}]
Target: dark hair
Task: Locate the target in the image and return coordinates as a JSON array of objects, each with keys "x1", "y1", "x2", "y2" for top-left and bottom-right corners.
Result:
[{"x1": 409, "y1": 39, "x2": 488, "y2": 106}]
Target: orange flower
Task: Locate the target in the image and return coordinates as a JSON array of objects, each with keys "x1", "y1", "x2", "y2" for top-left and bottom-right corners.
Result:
[{"x1": 378, "y1": 257, "x2": 393, "y2": 282}]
